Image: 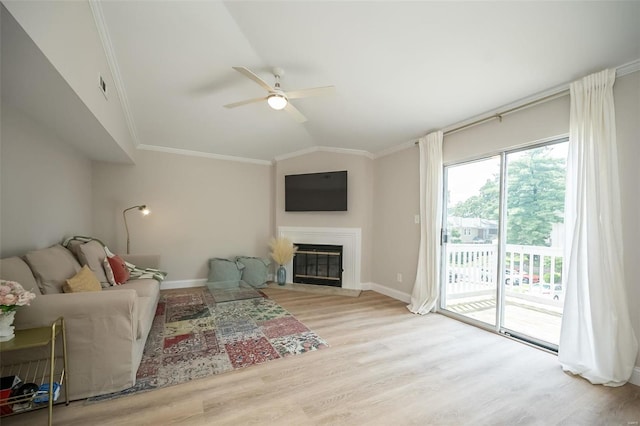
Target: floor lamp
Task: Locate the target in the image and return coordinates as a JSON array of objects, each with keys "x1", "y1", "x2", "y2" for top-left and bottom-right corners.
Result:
[{"x1": 123, "y1": 205, "x2": 150, "y2": 254}]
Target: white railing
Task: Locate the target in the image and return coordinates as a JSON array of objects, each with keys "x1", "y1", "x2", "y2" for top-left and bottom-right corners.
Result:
[{"x1": 444, "y1": 243, "x2": 563, "y2": 300}]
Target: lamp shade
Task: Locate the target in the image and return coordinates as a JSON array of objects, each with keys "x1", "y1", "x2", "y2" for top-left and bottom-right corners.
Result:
[{"x1": 267, "y1": 94, "x2": 288, "y2": 110}]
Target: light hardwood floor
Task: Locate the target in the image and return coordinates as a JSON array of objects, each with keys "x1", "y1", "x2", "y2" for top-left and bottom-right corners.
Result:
[{"x1": 3, "y1": 288, "x2": 639, "y2": 425}]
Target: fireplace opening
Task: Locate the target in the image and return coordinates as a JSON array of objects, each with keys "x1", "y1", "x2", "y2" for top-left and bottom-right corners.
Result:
[{"x1": 293, "y1": 244, "x2": 343, "y2": 287}]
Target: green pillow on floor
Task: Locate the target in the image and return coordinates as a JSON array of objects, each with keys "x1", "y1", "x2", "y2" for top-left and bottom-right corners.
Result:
[
  {"x1": 207, "y1": 258, "x2": 244, "y2": 283},
  {"x1": 236, "y1": 256, "x2": 271, "y2": 288}
]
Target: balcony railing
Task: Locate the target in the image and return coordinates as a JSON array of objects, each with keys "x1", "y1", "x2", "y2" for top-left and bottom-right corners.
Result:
[{"x1": 444, "y1": 243, "x2": 564, "y2": 303}]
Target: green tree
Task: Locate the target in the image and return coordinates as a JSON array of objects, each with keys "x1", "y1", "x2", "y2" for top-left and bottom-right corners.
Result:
[
  {"x1": 451, "y1": 147, "x2": 565, "y2": 246},
  {"x1": 450, "y1": 228, "x2": 462, "y2": 243}
]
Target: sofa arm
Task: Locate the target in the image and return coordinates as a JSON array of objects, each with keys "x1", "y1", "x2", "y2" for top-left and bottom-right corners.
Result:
[
  {"x1": 120, "y1": 254, "x2": 160, "y2": 270},
  {"x1": 10, "y1": 290, "x2": 140, "y2": 400},
  {"x1": 14, "y1": 290, "x2": 138, "y2": 333}
]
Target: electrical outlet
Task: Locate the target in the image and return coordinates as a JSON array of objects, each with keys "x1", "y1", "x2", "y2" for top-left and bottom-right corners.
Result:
[{"x1": 396, "y1": 273, "x2": 403, "y2": 282}]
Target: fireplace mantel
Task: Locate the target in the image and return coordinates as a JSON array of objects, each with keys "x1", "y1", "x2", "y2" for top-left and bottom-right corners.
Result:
[{"x1": 277, "y1": 226, "x2": 361, "y2": 290}]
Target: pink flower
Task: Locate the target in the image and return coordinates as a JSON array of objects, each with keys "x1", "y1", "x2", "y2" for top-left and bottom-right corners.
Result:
[{"x1": 0, "y1": 280, "x2": 36, "y2": 310}]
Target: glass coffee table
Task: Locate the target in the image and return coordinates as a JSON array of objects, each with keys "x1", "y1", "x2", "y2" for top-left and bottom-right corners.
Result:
[{"x1": 205, "y1": 280, "x2": 262, "y2": 303}]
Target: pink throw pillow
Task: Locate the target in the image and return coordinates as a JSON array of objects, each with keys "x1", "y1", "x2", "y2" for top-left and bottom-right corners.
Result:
[{"x1": 107, "y1": 255, "x2": 130, "y2": 285}]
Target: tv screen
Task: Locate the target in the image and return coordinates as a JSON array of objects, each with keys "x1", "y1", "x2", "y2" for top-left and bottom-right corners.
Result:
[{"x1": 285, "y1": 171, "x2": 347, "y2": 212}]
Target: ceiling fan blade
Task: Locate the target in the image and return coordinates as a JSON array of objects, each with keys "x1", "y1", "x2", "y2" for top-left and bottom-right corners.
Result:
[
  {"x1": 232, "y1": 66, "x2": 273, "y2": 92},
  {"x1": 223, "y1": 96, "x2": 267, "y2": 109},
  {"x1": 285, "y1": 86, "x2": 335, "y2": 100},
  {"x1": 284, "y1": 102, "x2": 308, "y2": 123}
]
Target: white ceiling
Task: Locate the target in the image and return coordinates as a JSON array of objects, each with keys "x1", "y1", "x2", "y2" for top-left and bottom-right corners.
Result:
[{"x1": 98, "y1": 1, "x2": 640, "y2": 162}]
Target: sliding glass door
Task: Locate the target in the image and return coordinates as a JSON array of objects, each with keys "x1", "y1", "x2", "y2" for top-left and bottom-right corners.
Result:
[
  {"x1": 441, "y1": 139, "x2": 568, "y2": 349},
  {"x1": 441, "y1": 156, "x2": 501, "y2": 327},
  {"x1": 501, "y1": 142, "x2": 567, "y2": 346}
]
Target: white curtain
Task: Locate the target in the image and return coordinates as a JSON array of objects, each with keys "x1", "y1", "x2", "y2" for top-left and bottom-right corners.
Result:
[
  {"x1": 408, "y1": 131, "x2": 443, "y2": 315},
  {"x1": 558, "y1": 69, "x2": 638, "y2": 386}
]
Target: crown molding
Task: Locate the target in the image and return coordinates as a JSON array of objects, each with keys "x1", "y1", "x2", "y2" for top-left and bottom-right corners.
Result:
[
  {"x1": 274, "y1": 145, "x2": 374, "y2": 162},
  {"x1": 89, "y1": 0, "x2": 140, "y2": 146},
  {"x1": 440, "y1": 58, "x2": 640, "y2": 137},
  {"x1": 373, "y1": 58, "x2": 640, "y2": 154},
  {"x1": 137, "y1": 144, "x2": 272, "y2": 166},
  {"x1": 617, "y1": 58, "x2": 640, "y2": 77},
  {"x1": 372, "y1": 139, "x2": 416, "y2": 159}
]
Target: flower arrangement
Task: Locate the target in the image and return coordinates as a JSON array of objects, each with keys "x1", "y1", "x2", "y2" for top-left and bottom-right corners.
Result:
[
  {"x1": 269, "y1": 237, "x2": 298, "y2": 265},
  {"x1": 0, "y1": 280, "x2": 37, "y2": 313}
]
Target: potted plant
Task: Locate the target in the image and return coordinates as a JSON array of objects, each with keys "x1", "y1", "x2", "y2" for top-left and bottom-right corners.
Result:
[
  {"x1": 0, "y1": 280, "x2": 37, "y2": 341},
  {"x1": 269, "y1": 237, "x2": 298, "y2": 286}
]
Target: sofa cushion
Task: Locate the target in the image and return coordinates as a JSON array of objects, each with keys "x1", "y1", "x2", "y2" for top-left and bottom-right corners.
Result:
[
  {"x1": 63, "y1": 265, "x2": 102, "y2": 293},
  {"x1": 104, "y1": 279, "x2": 159, "y2": 298},
  {"x1": 0, "y1": 257, "x2": 42, "y2": 296},
  {"x1": 107, "y1": 255, "x2": 130, "y2": 284},
  {"x1": 136, "y1": 296, "x2": 156, "y2": 340},
  {"x1": 68, "y1": 240, "x2": 109, "y2": 287},
  {"x1": 104, "y1": 279, "x2": 159, "y2": 340},
  {"x1": 24, "y1": 245, "x2": 81, "y2": 294},
  {"x1": 207, "y1": 258, "x2": 244, "y2": 283},
  {"x1": 236, "y1": 256, "x2": 271, "y2": 288}
]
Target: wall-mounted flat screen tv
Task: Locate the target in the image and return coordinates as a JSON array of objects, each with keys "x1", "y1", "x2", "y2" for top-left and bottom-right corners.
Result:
[{"x1": 285, "y1": 170, "x2": 347, "y2": 212}]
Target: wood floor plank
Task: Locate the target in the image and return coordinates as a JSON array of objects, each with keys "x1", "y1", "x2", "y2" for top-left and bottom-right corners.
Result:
[{"x1": 2, "y1": 288, "x2": 638, "y2": 425}]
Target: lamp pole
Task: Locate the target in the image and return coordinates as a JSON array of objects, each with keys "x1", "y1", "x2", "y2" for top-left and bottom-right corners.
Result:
[{"x1": 123, "y1": 205, "x2": 149, "y2": 254}]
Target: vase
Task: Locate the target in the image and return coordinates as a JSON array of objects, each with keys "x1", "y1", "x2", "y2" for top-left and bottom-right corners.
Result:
[
  {"x1": 0, "y1": 310, "x2": 16, "y2": 342},
  {"x1": 276, "y1": 265, "x2": 287, "y2": 286}
]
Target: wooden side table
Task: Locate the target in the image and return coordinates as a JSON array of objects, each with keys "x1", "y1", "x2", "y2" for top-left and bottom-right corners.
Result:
[{"x1": 0, "y1": 317, "x2": 69, "y2": 426}]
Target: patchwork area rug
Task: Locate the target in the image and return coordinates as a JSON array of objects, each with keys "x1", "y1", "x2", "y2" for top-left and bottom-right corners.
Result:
[{"x1": 87, "y1": 287, "x2": 328, "y2": 403}]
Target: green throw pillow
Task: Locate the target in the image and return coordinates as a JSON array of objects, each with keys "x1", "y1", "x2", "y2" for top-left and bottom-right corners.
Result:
[
  {"x1": 207, "y1": 258, "x2": 244, "y2": 283},
  {"x1": 236, "y1": 256, "x2": 271, "y2": 288}
]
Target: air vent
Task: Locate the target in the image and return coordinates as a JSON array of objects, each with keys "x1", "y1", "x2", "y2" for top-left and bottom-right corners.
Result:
[{"x1": 98, "y1": 74, "x2": 108, "y2": 99}]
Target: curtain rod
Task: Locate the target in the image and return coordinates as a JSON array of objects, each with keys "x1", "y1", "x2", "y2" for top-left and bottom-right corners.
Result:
[{"x1": 415, "y1": 89, "x2": 570, "y2": 145}]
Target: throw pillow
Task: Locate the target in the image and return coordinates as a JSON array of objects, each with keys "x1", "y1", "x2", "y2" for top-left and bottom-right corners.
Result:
[
  {"x1": 76, "y1": 240, "x2": 109, "y2": 286},
  {"x1": 63, "y1": 265, "x2": 102, "y2": 293},
  {"x1": 207, "y1": 258, "x2": 244, "y2": 283},
  {"x1": 24, "y1": 244, "x2": 82, "y2": 294},
  {"x1": 102, "y1": 258, "x2": 117, "y2": 286},
  {"x1": 236, "y1": 256, "x2": 271, "y2": 288},
  {"x1": 107, "y1": 255, "x2": 130, "y2": 285}
]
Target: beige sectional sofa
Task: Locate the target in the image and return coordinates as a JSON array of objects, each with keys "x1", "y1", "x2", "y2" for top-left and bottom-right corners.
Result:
[{"x1": 0, "y1": 242, "x2": 161, "y2": 400}]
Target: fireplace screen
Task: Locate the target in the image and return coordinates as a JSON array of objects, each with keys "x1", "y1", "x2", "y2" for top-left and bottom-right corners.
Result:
[{"x1": 293, "y1": 244, "x2": 343, "y2": 287}]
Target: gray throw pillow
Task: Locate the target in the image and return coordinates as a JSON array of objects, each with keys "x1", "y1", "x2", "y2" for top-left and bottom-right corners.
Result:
[
  {"x1": 24, "y1": 244, "x2": 82, "y2": 294},
  {"x1": 236, "y1": 256, "x2": 271, "y2": 288},
  {"x1": 68, "y1": 240, "x2": 109, "y2": 287},
  {"x1": 207, "y1": 258, "x2": 244, "y2": 283}
]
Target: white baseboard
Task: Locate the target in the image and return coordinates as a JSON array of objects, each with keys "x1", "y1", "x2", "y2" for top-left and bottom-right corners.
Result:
[
  {"x1": 360, "y1": 282, "x2": 373, "y2": 291},
  {"x1": 366, "y1": 282, "x2": 411, "y2": 303},
  {"x1": 161, "y1": 278, "x2": 206, "y2": 290},
  {"x1": 630, "y1": 366, "x2": 640, "y2": 387}
]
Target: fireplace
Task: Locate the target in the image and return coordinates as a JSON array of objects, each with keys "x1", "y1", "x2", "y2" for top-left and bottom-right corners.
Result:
[
  {"x1": 277, "y1": 226, "x2": 361, "y2": 290},
  {"x1": 293, "y1": 244, "x2": 343, "y2": 287}
]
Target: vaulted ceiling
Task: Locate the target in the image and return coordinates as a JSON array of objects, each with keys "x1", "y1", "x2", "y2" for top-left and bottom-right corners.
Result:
[{"x1": 59, "y1": 2, "x2": 640, "y2": 161}]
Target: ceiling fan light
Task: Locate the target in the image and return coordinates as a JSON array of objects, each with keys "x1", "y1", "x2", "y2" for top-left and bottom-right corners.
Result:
[{"x1": 267, "y1": 94, "x2": 288, "y2": 110}]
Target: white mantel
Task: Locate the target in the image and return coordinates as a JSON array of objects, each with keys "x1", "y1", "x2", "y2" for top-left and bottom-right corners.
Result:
[{"x1": 277, "y1": 226, "x2": 362, "y2": 290}]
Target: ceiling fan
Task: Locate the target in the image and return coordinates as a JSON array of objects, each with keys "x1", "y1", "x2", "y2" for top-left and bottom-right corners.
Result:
[{"x1": 223, "y1": 66, "x2": 335, "y2": 123}]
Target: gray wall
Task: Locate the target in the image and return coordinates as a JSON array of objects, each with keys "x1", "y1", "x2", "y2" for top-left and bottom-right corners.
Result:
[
  {"x1": 372, "y1": 147, "x2": 420, "y2": 295},
  {"x1": 274, "y1": 151, "x2": 374, "y2": 283},
  {"x1": 614, "y1": 72, "x2": 640, "y2": 367},
  {"x1": 0, "y1": 104, "x2": 93, "y2": 256},
  {"x1": 371, "y1": 70, "x2": 640, "y2": 368},
  {"x1": 92, "y1": 150, "x2": 273, "y2": 282}
]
